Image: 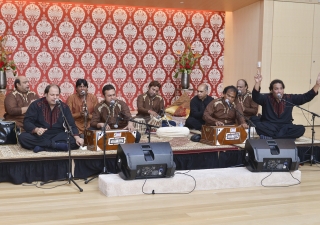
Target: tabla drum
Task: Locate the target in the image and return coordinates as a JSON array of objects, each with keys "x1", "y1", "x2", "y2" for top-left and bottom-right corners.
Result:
[
  {"x1": 148, "y1": 116, "x2": 162, "y2": 132},
  {"x1": 86, "y1": 129, "x2": 136, "y2": 151},
  {"x1": 133, "y1": 118, "x2": 147, "y2": 133}
]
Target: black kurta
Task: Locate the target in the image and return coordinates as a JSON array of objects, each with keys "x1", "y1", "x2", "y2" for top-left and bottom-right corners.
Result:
[
  {"x1": 251, "y1": 88, "x2": 317, "y2": 139},
  {"x1": 18, "y1": 98, "x2": 80, "y2": 150},
  {"x1": 185, "y1": 95, "x2": 213, "y2": 130}
]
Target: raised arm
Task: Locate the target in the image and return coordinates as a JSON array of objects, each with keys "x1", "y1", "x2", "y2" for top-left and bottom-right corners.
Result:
[
  {"x1": 254, "y1": 72, "x2": 262, "y2": 92},
  {"x1": 312, "y1": 73, "x2": 320, "y2": 94}
]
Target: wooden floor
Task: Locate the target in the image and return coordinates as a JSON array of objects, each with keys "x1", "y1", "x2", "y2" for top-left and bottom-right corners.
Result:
[{"x1": 1, "y1": 166, "x2": 320, "y2": 225}]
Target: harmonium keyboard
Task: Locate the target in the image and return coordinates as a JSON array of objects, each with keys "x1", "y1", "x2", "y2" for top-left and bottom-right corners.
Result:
[
  {"x1": 200, "y1": 125, "x2": 247, "y2": 146},
  {"x1": 85, "y1": 129, "x2": 136, "y2": 151}
]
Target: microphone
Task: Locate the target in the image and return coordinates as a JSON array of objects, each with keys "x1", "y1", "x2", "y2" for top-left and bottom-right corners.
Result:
[
  {"x1": 114, "y1": 118, "x2": 119, "y2": 128},
  {"x1": 225, "y1": 99, "x2": 232, "y2": 110},
  {"x1": 109, "y1": 100, "x2": 115, "y2": 108},
  {"x1": 55, "y1": 99, "x2": 61, "y2": 106},
  {"x1": 80, "y1": 90, "x2": 86, "y2": 96},
  {"x1": 238, "y1": 90, "x2": 242, "y2": 96},
  {"x1": 277, "y1": 93, "x2": 282, "y2": 100}
]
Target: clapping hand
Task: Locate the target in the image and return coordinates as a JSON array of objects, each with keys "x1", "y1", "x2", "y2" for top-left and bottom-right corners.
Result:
[
  {"x1": 316, "y1": 73, "x2": 320, "y2": 86},
  {"x1": 254, "y1": 72, "x2": 262, "y2": 83}
]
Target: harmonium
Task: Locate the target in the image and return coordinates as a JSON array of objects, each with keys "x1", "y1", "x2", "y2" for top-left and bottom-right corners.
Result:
[
  {"x1": 200, "y1": 125, "x2": 247, "y2": 146},
  {"x1": 85, "y1": 129, "x2": 136, "y2": 151}
]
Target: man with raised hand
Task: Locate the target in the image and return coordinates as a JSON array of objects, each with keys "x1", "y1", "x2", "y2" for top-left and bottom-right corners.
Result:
[{"x1": 251, "y1": 73, "x2": 320, "y2": 139}]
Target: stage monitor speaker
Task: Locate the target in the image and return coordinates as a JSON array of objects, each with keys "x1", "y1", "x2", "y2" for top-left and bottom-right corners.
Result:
[
  {"x1": 245, "y1": 139, "x2": 300, "y2": 172},
  {"x1": 116, "y1": 142, "x2": 176, "y2": 180}
]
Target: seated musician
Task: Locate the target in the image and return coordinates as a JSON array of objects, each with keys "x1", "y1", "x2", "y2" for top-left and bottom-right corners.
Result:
[
  {"x1": 66, "y1": 79, "x2": 98, "y2": 137},
  {"x1": 18, "y1": 84, "x2": 84, "y2": 153},
  {"x1": 203, "y1": 85, "x2": 248, "y2": 129},
  {"x1": 251, "y1": 72, "x2": 320, "y2": 139},
  {"x1": 135, "y1": 80, "x2": 164, "y2": 122},
  {"x1": 185, "y1": 83, "x2": 213, "y2": 130},
  {"x1": 236, "y1": 79, "x2": 258, "y2": 120},
  {"x1": 3, "y1": 76, "x2": 39, "y2": 132},
  {"x1": 90, "y1": 84, "x2": 141, "y2": 143}
]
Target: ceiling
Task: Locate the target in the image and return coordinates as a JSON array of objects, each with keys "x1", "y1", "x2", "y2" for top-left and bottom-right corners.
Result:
[{"x1": 46, "y1": 0, "x2": 260, "y2": 11}]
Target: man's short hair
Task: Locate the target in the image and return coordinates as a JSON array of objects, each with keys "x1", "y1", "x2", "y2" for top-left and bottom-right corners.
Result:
[
  {"x1": 269, "y1": 79, "x2": 285, "y2": 91},
  {"x1": 223, "y1": 85, "x2": 238, "y2": 97},
  {"x1": 102, "y1": 84, "x2": 115, "y2": 95},
  {"x1": 75, "y1": 79, "x2": 88, "y2": 88},
  {"x1": 44, "y1": 84, "x2": 61, "y2": 94},
  {"x1": 148, "y1": 80, "x2": 161, "y2": 89},
  {"x1": 14, "y1": 78, "x2": 21, "y2": 89}
]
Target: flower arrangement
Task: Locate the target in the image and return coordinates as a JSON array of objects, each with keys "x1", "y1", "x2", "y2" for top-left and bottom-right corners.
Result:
[
  {"x1": 173, "y1": 42, "x2": 202, "y2": 78},
  {"x1": 0, "y1": 35, "x2": 17, "y2": 76}
]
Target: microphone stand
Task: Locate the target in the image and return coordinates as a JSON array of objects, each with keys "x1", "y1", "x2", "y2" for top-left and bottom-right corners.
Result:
[
  {"x1": 85, "y1": 114, "x2": 111, "y2": 184},
  {"x1": 229, "y1": 104, "x2": 256, "y2": 139},
  {"x1": 83, "y1": 94, "x2": 89, "y2": 145},
  {"x1": 281, "y1": 98, "x2": 320, "y2": 165},
  {"x1": 41, "y1": 101, "x2": 83, "y2": 192},
  {"x1": 129, "y1": 118, "x2": 159, "y2": 143}
]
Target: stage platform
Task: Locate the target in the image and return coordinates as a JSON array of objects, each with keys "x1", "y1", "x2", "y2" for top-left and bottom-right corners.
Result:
[
  {"x1": 99, "y1": 168, "x2": 302, "y2": 197},
  {"x1": 0, "y1": 134, "x2": 319, "y2": 184}
]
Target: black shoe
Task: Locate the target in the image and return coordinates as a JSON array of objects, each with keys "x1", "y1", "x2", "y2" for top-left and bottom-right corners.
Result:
[{"x1": 33, "y1": 146, "x2": 45, "y2": 153}]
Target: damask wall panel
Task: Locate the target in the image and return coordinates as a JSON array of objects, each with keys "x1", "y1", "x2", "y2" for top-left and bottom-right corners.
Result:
[{"x1": 0, "y1": 1, "x2": 225, "y2": 110}]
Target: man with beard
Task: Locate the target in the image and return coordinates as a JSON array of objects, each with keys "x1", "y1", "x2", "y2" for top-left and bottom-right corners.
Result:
[{"x1": 3, "y1": 76, "x2": 39, "y2": 131}]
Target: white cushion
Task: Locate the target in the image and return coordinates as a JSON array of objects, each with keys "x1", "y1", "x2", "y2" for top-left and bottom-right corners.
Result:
[{"x1": 156, "y1": 127, "x2": 190, "y2": 137}]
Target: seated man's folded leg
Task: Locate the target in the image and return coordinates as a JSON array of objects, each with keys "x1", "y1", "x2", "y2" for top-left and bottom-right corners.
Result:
[
  {"x1": 277, "y1": 124, "x2": 305, "y2": 139},
  {"x1": 185, "y1": 117, "x2": 203, "y2": 131},
  {"x1": 49, "y1": 132, "x2": 80, "y2": 151},
  {"x1": 18, "y1": 132, "x2": 52, "y2": 151},
  {"x1": 254, "y1": 121, "x2": 278, "y2": 138}
]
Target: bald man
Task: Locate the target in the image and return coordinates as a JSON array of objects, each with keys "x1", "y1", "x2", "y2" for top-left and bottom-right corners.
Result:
[
  {"x1": 236, "y1": 79, "x2": 258, "y2": 119},
  {"x1": 3, "y1": 76, "x2": 39, "y2": 131},
  {"x1": 185, "y1": 84, "x2": 213, "y2": 130}
]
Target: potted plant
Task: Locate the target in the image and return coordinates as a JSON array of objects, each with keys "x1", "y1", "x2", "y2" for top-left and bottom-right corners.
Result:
[
  {"x1": 173, "y1": 42, "x2": 202, "y2": 89},
  {"x1": 0, "y1": 35, "x2": 17, "y2": 89}
]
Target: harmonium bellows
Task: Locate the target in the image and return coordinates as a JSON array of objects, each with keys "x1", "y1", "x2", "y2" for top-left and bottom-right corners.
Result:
[
  {"x1": 85, "y1": 129, "x2": 136, "y2": 151},
  {"x1": 200, "y1": 125, "x2": 247, "y2": 146}
]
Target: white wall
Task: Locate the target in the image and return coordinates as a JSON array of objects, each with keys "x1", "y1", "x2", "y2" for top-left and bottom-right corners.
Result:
[{"x1": 224, "y1": 1, "x2": 262, "y2": 90}]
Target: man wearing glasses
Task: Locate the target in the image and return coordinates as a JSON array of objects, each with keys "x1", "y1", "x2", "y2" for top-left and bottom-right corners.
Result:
[{"x1": 185, "y1": 84, "x2": 213, "y2": 130}]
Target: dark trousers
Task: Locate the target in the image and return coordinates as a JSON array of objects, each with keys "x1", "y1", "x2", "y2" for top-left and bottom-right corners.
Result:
[
  {"x1": 18, "y1": 132, "x2": 79, "y2": 150},
  {"x1": 185, "y1": 117, "x2": 204, "y2": 131},
  {"x1": 251, "y1": 117, "x2": 305, "y2": 139}
]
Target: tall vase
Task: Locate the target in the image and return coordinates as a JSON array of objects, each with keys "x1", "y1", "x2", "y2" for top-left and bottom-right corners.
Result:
[
  {"x1": 0, "y1": 70, "x2": 7, "y2": 89},
  {"x1": 181, "y1": 70, "x2": 190, "y2": 89}
]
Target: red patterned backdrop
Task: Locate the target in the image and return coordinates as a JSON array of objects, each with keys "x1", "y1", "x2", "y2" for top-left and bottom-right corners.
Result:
[{"x1": 0, "y1": 1, "x2": 225, "y2": 110}]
